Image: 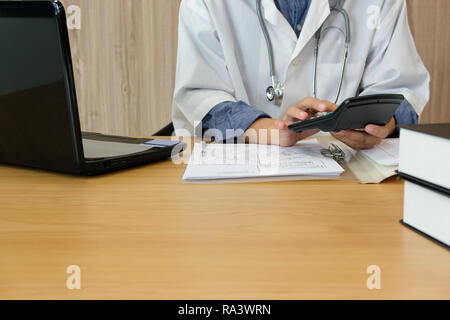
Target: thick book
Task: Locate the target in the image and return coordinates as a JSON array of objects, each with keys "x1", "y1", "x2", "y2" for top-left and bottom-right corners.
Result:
[
  {"x1": 399, "y1": 123, "x2": 450, "y2": 189},
  {"x1": 399, "y1": 174, "x2": 449, "y2": 249}
]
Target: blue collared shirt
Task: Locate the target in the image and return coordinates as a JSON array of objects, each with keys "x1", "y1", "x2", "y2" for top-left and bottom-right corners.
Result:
[
  {"x1": 275, "y1": 0, "x2": 311, "y2": 37},
  {"x1": 201, "y1": 0, "x2": 418, "y2": 139}
]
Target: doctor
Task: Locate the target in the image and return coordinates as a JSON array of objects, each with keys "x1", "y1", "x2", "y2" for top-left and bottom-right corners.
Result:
[{"x1": 172, "y1": 0, "x2": 429, "y2": 149}]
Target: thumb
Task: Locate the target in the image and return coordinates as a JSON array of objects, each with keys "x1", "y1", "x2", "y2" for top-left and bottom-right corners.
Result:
[{"x1": 275, "y1": 120, "x2": 288, "y2": 130}]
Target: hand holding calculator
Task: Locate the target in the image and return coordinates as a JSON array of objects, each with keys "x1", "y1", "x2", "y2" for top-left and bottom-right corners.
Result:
[{"x1": 288, "y1": 94, "x2": 405, "y2": 133}]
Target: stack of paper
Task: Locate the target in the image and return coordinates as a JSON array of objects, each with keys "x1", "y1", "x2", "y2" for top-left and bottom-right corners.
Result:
[
  {"x1": 183, "y1": 139, "x2": 344, "y2": 181},
  {"x1": 360, "y1": 138, "x2": 399, "y2": 166}
]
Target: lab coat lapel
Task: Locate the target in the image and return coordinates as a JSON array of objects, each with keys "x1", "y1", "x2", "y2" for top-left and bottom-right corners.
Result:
[
  {"x1": 261, "y1": 0, "x2": 297, "y2": 42},
  {"x1": 291, "y1": 0, "x2": 331, "y2": 60}
]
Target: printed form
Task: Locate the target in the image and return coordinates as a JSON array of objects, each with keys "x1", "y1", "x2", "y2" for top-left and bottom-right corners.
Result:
[{"x1": 183, "y1": 139, "x2": 344, "y2": 181}]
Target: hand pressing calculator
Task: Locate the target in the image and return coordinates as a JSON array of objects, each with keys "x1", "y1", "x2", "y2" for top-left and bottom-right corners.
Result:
[{"x1": 288, "y1": 94, "x2": 405, "y2": 133}]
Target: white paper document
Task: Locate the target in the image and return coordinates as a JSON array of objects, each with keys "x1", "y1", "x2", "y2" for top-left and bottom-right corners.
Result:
[
  {"x1": 183, "y1": 139, "x2": 344, "y2": 181},
  {"x1": 360, "y1": 138, "x2": 400, "y2": 166}
]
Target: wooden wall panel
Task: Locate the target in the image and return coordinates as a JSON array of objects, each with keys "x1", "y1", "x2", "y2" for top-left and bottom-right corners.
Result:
[
  {"x1": 408, "y1": 0, "x2": 450, "y2": 124},
  {"x1": 61, "y1": 0, "x2": 181, "y2": 136},
  {"x1": 60, "y1": 0, "x2": 449, "y2": 136}
]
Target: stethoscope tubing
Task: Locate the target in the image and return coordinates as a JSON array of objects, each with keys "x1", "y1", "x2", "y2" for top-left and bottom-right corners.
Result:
[{"x1": 257, "y1": 0, "x2": 351, "y2": 105}]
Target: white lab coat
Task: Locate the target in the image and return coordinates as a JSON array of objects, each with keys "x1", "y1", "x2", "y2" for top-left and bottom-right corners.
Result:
[{"x1": 172, "y1": 0, "x2": 430, "y2": 135}]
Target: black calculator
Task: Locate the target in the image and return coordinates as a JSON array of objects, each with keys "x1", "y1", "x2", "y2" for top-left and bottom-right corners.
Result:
[{"x1": 288, "y1": 94, "x2": 405, "y2": 133}]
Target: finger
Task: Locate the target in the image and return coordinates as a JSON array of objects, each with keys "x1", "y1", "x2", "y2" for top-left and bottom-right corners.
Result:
[
  {"x1": 316, "y1": 99, "x2": 339, "y2": 112},
  {"x1": 332, "y1": 130, "x2": 363, "y2": 140},
  {"x1": 286, "y1": 102, "x2": 330, "y2": 123},
  {"x1": 295, "y1": 97, "x2": 328, "y2": 113},
  {"x1": 331, "y1": 131, "x2": 362, "y2": 150},
  {"x1": 296, "y1": 98, "x2": 339, "y2": 113},
  {"x1": 275, "y1": 119, "x2": 288, "y2": 130},
  {"x1": 365, "y1": 124, "x2": 390, "y2": 139},
  {"x1": 332, "y1": 130, "x2": 381, "y2": 150},
  {"x1": 286, "y1": 107, "x2": 309, "y2": 122}
]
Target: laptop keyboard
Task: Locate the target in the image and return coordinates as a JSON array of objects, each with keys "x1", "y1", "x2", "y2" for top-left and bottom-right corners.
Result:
[{"x1": 82, "y1": 139, "x2": 154, "y2": 160}]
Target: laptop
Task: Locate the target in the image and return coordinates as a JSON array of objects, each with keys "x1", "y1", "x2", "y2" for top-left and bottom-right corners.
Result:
[{"x1": 0, "y1": 1, "x2": 182, "y2": 175}]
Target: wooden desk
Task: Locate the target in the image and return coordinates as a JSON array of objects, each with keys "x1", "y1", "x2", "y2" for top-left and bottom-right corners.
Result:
[{"x1": 0, "y1": 138, "x2": 449, "y2": 299}]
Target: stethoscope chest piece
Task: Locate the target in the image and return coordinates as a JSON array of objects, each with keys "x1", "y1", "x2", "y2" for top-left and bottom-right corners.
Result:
[
  {"x1": 266, "y1": 82, "x2": 284, "y2": 105},
  {"x1": 266, "y1": 86, "x2": 276, "y2": 102}
]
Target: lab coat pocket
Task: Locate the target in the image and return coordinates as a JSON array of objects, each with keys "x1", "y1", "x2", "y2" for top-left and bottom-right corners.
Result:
[{"x1": 314, "y1": 63, "x2": 365, "y2": 104}]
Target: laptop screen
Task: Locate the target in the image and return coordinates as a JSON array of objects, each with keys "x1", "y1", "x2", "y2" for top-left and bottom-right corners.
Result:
[
  {"x1": 0, "y1": 16, "x2": 64, "y2": 96},
  {"x1": 0, "y1": 2, "x2": 84, "y2": 173}
]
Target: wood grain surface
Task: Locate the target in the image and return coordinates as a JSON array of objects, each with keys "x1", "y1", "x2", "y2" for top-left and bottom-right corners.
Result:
[
  {"x1": 0, "y1": 138, "x2": 449, "y2": 299},
  {"x1": 61, "y1": 0, "x2": 181, "y2": 136},
  {"x1": 408, "y1": 0, "x2": 450, "y2": 124}
]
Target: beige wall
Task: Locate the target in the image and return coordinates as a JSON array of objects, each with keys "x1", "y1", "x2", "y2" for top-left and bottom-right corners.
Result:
[{"x1": 62, "y1": 0, "x2": 450, "y2": 136}]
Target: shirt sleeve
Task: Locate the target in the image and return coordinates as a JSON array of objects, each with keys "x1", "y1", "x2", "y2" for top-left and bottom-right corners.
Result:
[
  {"x1": 200, "y1": 101, "x2": 271, "y2": 141},
  {"x1": 389, "y1": 99, "x2": 418, "y2": 138},
  {"x1": 395, "y1": 99, "x2": 418, "y2": 125}
]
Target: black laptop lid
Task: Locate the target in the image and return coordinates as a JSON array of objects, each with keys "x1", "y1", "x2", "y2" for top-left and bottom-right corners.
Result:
[{"x1": 0, "y1": 1, "x2": 84, "y2": 173}]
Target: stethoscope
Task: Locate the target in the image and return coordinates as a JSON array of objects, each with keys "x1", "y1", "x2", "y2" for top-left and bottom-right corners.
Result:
[{"x1": 256, "y1": 0, "x2": 351, "y2": 106}]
